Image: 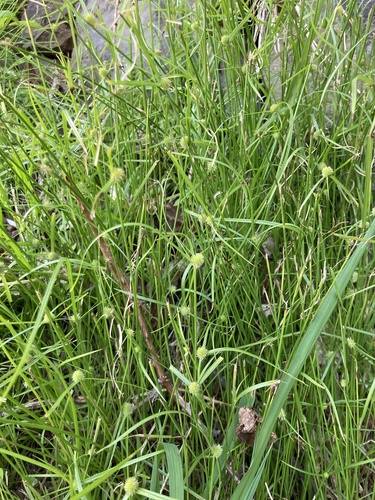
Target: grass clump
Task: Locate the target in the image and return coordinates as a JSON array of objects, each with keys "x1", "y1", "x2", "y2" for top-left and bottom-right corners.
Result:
[{"x1": 0, "y1": 0, "x2": 374, "y2": 498}]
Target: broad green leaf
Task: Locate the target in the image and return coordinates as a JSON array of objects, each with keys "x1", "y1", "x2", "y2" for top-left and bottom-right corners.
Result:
[
  {"x1": 231, "y1": 219, "x2": 375, "y2": 500},
  {"x1": 164, "y1": 443, "x2": 184, "y2": 500}
]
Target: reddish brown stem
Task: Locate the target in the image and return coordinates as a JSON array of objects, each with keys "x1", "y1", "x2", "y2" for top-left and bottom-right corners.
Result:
[{"x1": 68, "y1": 183, "x2": 175, "y2": 396}]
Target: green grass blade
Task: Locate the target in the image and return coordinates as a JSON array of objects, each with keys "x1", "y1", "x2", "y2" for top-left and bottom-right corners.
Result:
[
  {"x1": 70, "y1": 451, "x2": 164, "y2": 499},
  {"x1": 0, "y1": 259, "x2": 64, "y2": 403},
  {"x1": 163, "y1": 443, "x2": 184, "y2": 500},
  {"x1": 363, "y1": 133, "x2": 374, "y2": 226}
]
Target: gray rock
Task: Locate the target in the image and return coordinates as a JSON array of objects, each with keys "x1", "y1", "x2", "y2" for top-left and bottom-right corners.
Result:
[
  {"x1": 71, "y1": 0, "x2": 191, "y2": 78},
  {"x1": 261, "y1": 0, "x2": 375, "y2": 103},
  {"x1": 21, "y1": 0, "x2": 73, "y2": 54},
  {"x1": 19, "y1": 0, "x2": 375, "y2": 101},
  {"x1": 71, "y1": 1, "x2": 374, "y2": 87}
]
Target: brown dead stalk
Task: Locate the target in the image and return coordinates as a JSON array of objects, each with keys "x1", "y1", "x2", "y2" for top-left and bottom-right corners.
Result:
[{"x1": 69, "y1": 183, "x2": 190, "y2": 415}]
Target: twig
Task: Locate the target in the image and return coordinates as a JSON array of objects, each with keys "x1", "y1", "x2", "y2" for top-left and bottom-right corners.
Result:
[
  {"x1": 0, "y1": 396, "x2": 86, "y2": 418},
  {"x1": 67, "y1": 180, "x2": 190, "y2": 415}
]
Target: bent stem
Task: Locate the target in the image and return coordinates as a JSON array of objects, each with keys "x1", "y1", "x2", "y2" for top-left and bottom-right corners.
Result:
[{"x1": 66, "y1": 178, "x2": 193, "y2": 414}]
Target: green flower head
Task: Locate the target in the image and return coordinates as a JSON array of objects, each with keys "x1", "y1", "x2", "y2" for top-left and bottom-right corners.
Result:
[{"x1": 190, "y1": 253, "x2": 204, "y2": 269}]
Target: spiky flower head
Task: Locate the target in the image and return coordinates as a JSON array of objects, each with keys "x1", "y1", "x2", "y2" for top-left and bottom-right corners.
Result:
[
  {"x1": 211, "y1": 444, "x2": 223, "y2": 459},
  {"x1": 278, "y1": 408, "x2": 286, "y2": 421},
  {"x1": 123, "y1": 402, "x2": 134, "y2": 418},
  {"x1": 159, "y1": 77, "x2": 171, "y2": 90},
  {"x1": 190, "y1": 253, "x2": 204, "y2": 269},
  {"x1": 98, "y1": 67, "x2": 110, "y2": 79},
  {"x1": 110, "y1": 168, "x2": 125, "y2": 183},
  {"x1": 179, "y1": 305, "x2": 191, "y2": 317},
  {"x1": 221, "y1": 34, "x2": 230, "y2": 45},
  {"x1": 72, "y1": 370, "x2": 85, "y2": 384},
  {"x1": 84, "y1": 13, "x2": 96, "y2": 27},
  {"x1": 197, "y1": 346, "x2": 208, "y2": 361},
  {"x1": 322, "y1": 166, "x2": 333, "y2": 178},
  {"x1": 189, "y1": 381, "x2": 201, "y2": 396},
  {"x1": 180, "y1": 136, "x2": 189, "y2": 149},
  {"x1": 124, "y1": 476, "x2": 139, "y2": 496},
  {"x1": 103, "y1": 306, "x2": 114, "y2": 319},
  {"x1": 125, "y1": 328, "x2": 135, "y2": 338},
  {"x1": 207, "y1": 161, "x2": 217, "y2": 173},
  {"x1": 347, "y1": 337, "x2": 356, "y2": 349},
  {"x1": 351, "y1": 271, "x2": 358, "y2": 284}
]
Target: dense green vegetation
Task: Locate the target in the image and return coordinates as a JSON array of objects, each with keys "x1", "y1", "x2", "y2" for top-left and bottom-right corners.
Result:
[{"x1": 0, "y1": 0, "x2": 374, "y2": 498}]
